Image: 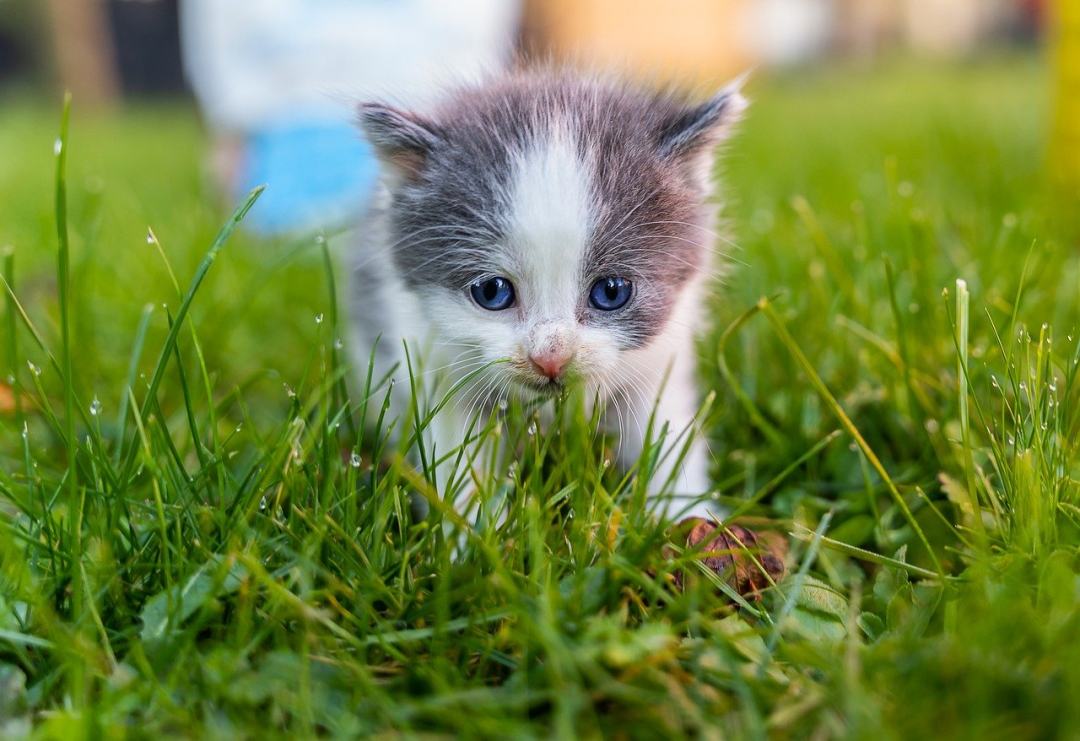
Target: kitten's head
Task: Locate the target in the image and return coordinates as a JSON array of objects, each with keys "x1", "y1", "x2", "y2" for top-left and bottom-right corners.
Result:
[{"x1": 359, "y1": 72, "x2": 744, "y2": 400}]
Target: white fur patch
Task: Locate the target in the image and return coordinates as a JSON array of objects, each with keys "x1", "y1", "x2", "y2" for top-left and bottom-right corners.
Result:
[{"x1": 505, "y1": 128, "x2": 593, "y2": 322}]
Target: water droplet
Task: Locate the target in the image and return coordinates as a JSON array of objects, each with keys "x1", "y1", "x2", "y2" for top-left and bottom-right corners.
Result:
[
  {"x1": 89, "y1": 397, "x2": 102, "y2": 416},
  {"x1": 1049, "y1": 382, "x2": 1058, "y2": 393},
  {"x1": 5, "y1": 374, "x2": 13, "y2": 384},
  {"x1": 314, "y1": 234, "x2": 326, "y2": 245},
  {"x1": 1019, "y1": 382, "x2": 1027, "y2": 392},
  {"x1": 284, "y1": 384, "x2": 297, "y2": 399},
  {"x1": 314, "y1": 313, "x2": 324, "y2": 325},
  {"x1": 1007, "y1": 435, "x2": 1015, "y2": 446},
  {"x1": 334, "y1": 338, "x2": 344, "y2": 350},
  {"x1": 259, "y1": 495, "x2": 268, "y2": 511},
  {"x1": 145, "y1": 230, "x2": 154, "y2": 245},
  {"x1": 21, "y1": 422, "x2": 28, "y2": 440},
  {"x1": 53, "y1": 138, "x2": 62, "y2": 155},
  {"x1": 349, "y1": 452, "x2": 361, "y2": 468},
  {"x1": 26, "y1": 361, "x2": 40, "y2": 376},
  {"x1": 990, "y1": 375, "x2": 1000, "y2": 389},
  {"x1": 527, "y1": 421, "x2": 537, "y2": 436}
]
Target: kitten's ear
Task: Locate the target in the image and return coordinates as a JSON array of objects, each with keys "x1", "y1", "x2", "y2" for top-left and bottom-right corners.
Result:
[
  {"x1": 358, "y1": 102, "x2": 441, "y2": 180},
  {"x1": 656, "y1": 79, "x2": 747, "y2": 163}
]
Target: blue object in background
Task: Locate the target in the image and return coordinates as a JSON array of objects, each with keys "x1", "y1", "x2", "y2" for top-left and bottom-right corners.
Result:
[{"x1": 238, "y1": 119, "x2": 379, "y2": 235}]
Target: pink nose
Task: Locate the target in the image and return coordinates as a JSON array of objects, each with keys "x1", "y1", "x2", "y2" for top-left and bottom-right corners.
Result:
[{"x1": 529, "y1": 351, "x2": 571, "y2": 380}]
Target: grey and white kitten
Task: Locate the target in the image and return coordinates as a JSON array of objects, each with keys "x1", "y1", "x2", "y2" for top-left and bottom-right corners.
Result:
[{"x1": 351, "y1": 70, "x2": 745, "y2": 521}]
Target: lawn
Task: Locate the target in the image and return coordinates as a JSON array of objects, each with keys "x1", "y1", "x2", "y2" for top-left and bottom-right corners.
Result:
[{"x1": 1, "y1": 54, "x2": 1079, "y2": 737}]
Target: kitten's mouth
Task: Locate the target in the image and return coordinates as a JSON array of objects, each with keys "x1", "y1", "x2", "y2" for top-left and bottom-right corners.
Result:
[{"x1": 515, "y1": 375, "x2": 569, "y2": 397}]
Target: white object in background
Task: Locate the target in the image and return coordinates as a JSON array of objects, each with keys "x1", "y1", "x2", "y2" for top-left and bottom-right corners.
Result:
[
  {"x1": 751, "y1": 0, "x2": 834, "y2": 65},
  {"x1": 179, "y1": 0, "x2": 521, "y2": 131}
]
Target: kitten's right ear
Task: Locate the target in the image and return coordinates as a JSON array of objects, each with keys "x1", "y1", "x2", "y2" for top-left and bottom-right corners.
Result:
[{"x1": 357, "y1": 102, "x2": 441, "y2": 180}]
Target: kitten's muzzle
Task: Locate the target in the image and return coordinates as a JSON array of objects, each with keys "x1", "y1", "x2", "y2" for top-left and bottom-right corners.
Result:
[{"x1": 529, "y1": 349, "x2": 573, "y2": 381}]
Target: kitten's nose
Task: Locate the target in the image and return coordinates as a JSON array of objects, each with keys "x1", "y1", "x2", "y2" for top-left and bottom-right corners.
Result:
[{"x1": 529, "y1": 350, "x2": 572, "y2": 380}]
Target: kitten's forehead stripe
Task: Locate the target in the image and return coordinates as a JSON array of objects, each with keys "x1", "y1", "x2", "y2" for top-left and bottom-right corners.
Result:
[
  {"x1": 506, "y1": 125, "x2": 592, "y2": 321},
  {"x1": 382, "y1": 70, "x2": 721, "y2": 350}
]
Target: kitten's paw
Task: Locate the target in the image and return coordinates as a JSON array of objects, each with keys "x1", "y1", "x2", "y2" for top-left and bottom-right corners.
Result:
[{"x1": 671, "y1": 518, "x2": 787, "y2": 600}]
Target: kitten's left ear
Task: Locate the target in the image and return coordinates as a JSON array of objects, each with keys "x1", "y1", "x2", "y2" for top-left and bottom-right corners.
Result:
[
  {"x1": 657, "y1": 79, "x2": 748, "y2": 162},
  {"x1": 358, "y1": 101, "x2": 443, "y2": 181}
]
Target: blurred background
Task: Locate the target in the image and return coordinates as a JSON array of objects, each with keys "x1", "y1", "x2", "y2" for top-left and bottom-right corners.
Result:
[{"x1": 0, "y1": 0, "x2": 1072, "y2": 235}]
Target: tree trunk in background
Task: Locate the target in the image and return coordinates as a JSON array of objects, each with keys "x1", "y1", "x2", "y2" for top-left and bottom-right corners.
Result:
[
  {"x1": 1052, "y1": 0, "x2": 1080, "y2": 192},
  {"x1": 43, "y1": 0, "x2": 119, "y2": 107}
]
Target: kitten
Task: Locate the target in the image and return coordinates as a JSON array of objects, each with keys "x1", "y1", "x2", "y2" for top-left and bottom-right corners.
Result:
[{"x1": 350, "y1": 70, "x2": 745, "y2": 522}]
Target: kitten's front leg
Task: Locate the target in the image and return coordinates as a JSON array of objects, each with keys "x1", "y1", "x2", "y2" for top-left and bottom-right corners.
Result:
[{"x1": 614, "y1": 349, "x2": 718, "y2": 523}]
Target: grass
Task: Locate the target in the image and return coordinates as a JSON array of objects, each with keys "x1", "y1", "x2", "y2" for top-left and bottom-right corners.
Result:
[{"x1": 1, "y1": 54, "x2": 1079, "y2": 737}]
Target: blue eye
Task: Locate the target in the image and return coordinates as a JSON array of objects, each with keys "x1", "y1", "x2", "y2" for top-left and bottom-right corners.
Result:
[
  {"x1": 589, "y1": 277, "x2": 633, "y2": 311},
  {"x1": 470, "y1": 277, "x2": 515, "y2": 311}
]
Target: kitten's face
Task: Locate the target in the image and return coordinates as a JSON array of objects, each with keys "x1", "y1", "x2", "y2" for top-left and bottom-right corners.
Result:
[{"x1": 361, "y1": 74, "x2": 743, "y2": 400}]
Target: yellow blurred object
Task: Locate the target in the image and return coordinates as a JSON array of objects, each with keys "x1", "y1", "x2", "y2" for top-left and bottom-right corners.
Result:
[
  {"x1": 1052, "y1": 0, "x2": 1080, "y2": 188},
  {"x1": 521, "y1": 0, "x2": 755, "y2": 87}
]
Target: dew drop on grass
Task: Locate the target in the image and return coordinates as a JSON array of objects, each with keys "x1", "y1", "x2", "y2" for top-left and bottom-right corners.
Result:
[
  {"x1": 350, "y1": 452, "x2": 362, "y2": 468},
  {"x1": 259, "y1": 495, "x2": 268, "y2": 511},
  {"x1": 21, "y1": 422, "x2": 28, "y2": 440},
  {"x1": 53, "y1": 138, "x2": 62, "y2": 155},
  {"x1": 315, "y1": 313, "x2": 324, "y2": 325},
  {"x1": 527, "y1": 421, "x2": 537, "y2": 436},
  {"x1": 26, "y1": 361, "x2": 40, "y2": 376},
  {"x1": 5, "y1": 374, "x2": 13, "y2": 384},
  {"x1": 145, "y1": 230, "x2": 154, "y2": 245},
  {"x1": 334, "y1": 338, "x2": 344, "y2": 350},
  {"x1": 89, "y1": 397, "x2": 102, "y2": 416},
  {"x1": 1007, "y1": 435, "x2": 1015, "y2": 446}
]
